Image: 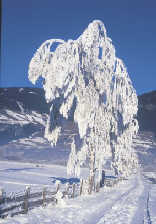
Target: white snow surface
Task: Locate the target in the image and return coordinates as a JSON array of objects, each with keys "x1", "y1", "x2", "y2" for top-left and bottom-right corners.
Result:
[
  {"x1": 0, "y1": 109, "x2": 47, "y2": 126},
  {"x1": 1, "y1": 133, "x2": 156, "y2": 224},
  {"x1": 28, "y1": 20, "x2": 139, "y2": 177}
]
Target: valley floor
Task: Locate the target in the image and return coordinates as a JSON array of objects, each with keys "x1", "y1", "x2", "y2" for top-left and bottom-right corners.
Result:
[{"x1": 0, "y1": 160, "x2": 156, "y2": 224}]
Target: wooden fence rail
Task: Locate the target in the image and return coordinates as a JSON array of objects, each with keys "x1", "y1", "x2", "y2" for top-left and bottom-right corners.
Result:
[
  {"x1": 0, "y1": 182, "x2": 79, "y2": 219},
  {"x1": 0, "y1": 176, "x2": 122, "y2": 219}
]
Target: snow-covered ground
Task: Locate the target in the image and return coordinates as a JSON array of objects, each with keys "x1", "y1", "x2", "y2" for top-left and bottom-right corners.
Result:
[
  {"x1": 0, "y1": 165, "x2": 156, "y2": 224},
  {"x1": 0, "y1": 132, "x2": 156, "y2": 224},
  {"x1": 0, "y1": 161, "x2": 67, "y2": 193}
]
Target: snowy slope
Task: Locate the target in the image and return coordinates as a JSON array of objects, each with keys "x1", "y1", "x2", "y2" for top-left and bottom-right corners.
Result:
[
  {"x1": 0, "y1": 87, "x2": 155, "y2": 165},
  {"x1": 0, "y1": 87, "x2": 49, "y2": 113},
  {"x1": 0, "y1": 88, "x2": 79, "y2": 164},
  {"x1": 133, "y1": 131, "x2": 156, "y2": 172},
  {"x1": 0, "y1": 87, "x2": 49, "y2": 144}
]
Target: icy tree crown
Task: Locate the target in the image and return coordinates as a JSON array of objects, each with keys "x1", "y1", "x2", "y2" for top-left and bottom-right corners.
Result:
[{"x1": 28, "y1": 20, "x2": 139, "y2": 177}]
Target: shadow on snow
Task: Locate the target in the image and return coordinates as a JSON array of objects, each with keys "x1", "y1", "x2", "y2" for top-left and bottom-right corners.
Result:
[{"x1": 50, "y1": 176, "x2": 80, "y2": 184}]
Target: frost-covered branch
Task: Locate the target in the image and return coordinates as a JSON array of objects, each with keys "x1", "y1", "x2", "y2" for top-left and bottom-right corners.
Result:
[{"x1": 28, "y1": 20, "x2": 139, "y2": 178}]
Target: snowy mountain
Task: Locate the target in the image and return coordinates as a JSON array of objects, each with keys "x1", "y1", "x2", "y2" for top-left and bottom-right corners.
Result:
[
  {"x1": 1, "y1": 87, "x2": 155, "y2": 137},
  {"x1": 0, "y1": 87, "x2": 49, "y2": 144},
  {"x1": 0, "y1": 87, "x2": 49, "y2": 113},
  {"x1": 0, "y1": 87, "x2": 155, "y2": 143},
  {"x1": 0, "y1": 87, "x2": 156, "y2": 167},
  {"x1": 0, "y1": 87, "x2": 76, "y2": 164}
]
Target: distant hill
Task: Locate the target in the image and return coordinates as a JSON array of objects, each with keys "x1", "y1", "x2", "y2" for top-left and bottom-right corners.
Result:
[
  {"x1": 0, "y1": 87, "x2": 155, "y2": 163},
  {"x1": 0, "y1": 87, "x2": 74, "y2": 163},
  {"x1": 0, "y1": 87, "x2": 49, "y2": 114},
  {"x1": 0, "y1": 87, "x2": 49, "y2": 145},
  {"x1": 137, "y1": 90, "x2": 156, "y2": 134},
  {"x1": 1, "y1": 87, "x2": 156, "y2": 138},
  {"x1": 1, "y1": 87, "x2": 156, "y2": 141}
]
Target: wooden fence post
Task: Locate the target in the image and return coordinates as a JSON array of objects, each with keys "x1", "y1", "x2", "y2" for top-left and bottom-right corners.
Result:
[
  {"x1": 80, "y1": 179, "x2": 83, "y2": 196},
  {"x1": 23, "y1": 186, "x2": 30, "y2": 214},
  {"x1": 100, "y1": 170, "x2": 105, "y2": 188},
  {"x1": 64, "y1": 183, "x2": 69, "y2": 198},
  {"x1": 72, "y1": 183, "x2": 75, "y2": 198},
  {"x1": 66, "y1": 183, "x2": 70, "y2": 193},
  {"x1": 42, "y1": 187, "x2": 46, "y2": 207},
  {"x1": 0, "y1": 188, "x2": 5, "y2": 204},
  {"x1": 56, "y1": 183, "x2": 60, "y2": 193}
]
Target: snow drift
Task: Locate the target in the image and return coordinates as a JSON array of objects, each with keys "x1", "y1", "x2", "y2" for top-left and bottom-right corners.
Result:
[{"x1": 28, "y1": 20, "x2": 139, "y2": 178}]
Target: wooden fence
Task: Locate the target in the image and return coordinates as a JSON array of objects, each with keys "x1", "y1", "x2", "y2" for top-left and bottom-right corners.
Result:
[{"x1": 0, "y1": 177, "x2": 122, "y2": 219}]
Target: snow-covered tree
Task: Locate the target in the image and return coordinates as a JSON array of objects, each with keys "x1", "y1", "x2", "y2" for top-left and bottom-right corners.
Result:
[{"x1": 28, "y1": 20, "x2": 139, "y2": 180}]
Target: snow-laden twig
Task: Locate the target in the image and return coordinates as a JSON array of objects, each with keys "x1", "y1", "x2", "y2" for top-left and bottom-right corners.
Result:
[{"x1": 28, "y1": 20, "x2": 139, "y2": 179}]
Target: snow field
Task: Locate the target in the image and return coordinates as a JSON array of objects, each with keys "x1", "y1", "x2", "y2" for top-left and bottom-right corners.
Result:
[{"x1": 1, "y1": 160, "x2": 156, "y2": 223}]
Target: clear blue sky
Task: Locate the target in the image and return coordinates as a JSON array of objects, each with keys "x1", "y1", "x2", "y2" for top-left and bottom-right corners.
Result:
[{"x1": 1, "y1": 0, "x2": 156, "y2": 95}]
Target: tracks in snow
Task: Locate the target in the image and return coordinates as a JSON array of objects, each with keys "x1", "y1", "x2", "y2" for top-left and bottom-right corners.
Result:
[
  {"x1": 146, "y1": 192, "x2": 152, "y2": 224},
  {"x1": 90, "y1": 173, "x2": 153, "y2": 224},
  {"x1": 94, "y1": 173, "x2": 144, "y2": 224},
  {"x1": 51, "y1": 173, "x2": 147, "y2": 224}
]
